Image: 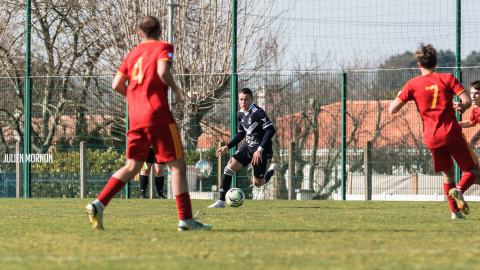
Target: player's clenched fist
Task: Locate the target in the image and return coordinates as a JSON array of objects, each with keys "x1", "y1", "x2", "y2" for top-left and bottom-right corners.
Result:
[{"x1": 454, "y1": 102, "x2": 466, "y2": 114}]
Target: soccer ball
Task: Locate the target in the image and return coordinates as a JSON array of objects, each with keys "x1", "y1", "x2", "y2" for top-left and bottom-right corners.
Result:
[{"x1": 226, "y1": 188, "x2": 245, "y2": 207}]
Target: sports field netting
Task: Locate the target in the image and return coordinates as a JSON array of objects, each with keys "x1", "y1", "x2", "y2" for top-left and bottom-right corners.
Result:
[{"x1": 2, "y1": 70, "x2": 480, "y2": 199}]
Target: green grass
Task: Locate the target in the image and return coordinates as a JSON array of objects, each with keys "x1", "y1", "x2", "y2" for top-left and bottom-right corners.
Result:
[{"x1": 1, "y1": 199, "x2": 480, "y2": 270}]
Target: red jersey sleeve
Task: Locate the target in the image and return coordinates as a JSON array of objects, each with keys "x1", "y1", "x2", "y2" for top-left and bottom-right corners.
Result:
[
  {"x1": 470, "y1": 107, "x2": 480, "y2": 125},
  {"x1": 157, "y1": 43, "x2": 174, "y2": 64},
  {"x1": 447, "y1": 74, "x2": 466, "y2": 96},
  {"x1": 397, "y1": 81, "x2": 412, "y2": 104},
  {"x1": 117, "y1": 56, "x2": 129, "y2": 79}
]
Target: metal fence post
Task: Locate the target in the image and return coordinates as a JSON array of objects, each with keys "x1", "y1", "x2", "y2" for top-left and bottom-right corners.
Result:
[
  {"x1": 23, "y1": 0, "x2": 32, "y2": 199},
  {"x1": 347, "y1": 172, "x2": 352, "y2": 195},
  {"x1": 454, "y1": 0, "x2": 462, "y2": 184},
  {"x1": 80, "y1": 141, "x2": 87, "y2": 198},
  {"x1": 412, "y1": 172, "x2": 418, "y2": 195},
  {"x1": 364, "y1": 141, "x2": 372, "y2": 201},
  {"x1": 217, "y1": 142, "x2": 223, "y2": 192},
  {"x1": 288, "y1": 142, "x2": 295, "y2": 200},
  {"x1": 230, "y1": 0, "x2": 238, "y2": 188},
  {"x1": 16, "y1": 141, "x2": 22, "y2": 198},
  {"x1": 23, "y1": 77, "x2": 31, "y2": 199},
  {"x1": 149, "y1": 166, "x2": 154, "y2": 199},
  {"x1": 341, "y1": 72, "x2": 347, "y2": 200},
  {"x1": 125, "y1": 102, "x2": 131, "y2": 199}
]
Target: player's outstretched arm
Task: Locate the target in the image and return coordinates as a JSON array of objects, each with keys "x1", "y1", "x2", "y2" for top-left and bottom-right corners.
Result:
[
  {"x1": 389, "y1": 98, "x2": 404, "y2": 114},
  {"x1": 157, "y1": 61, "x2": 181, "y2": 105},
  {"x1": 458, "y1": 120, "x2": 476, "y2": 128},
  {"x1": 112, "y1": 74, "x2": 128, "y2": 97},
  {"x1": 217, "y1": 130, "x2": 246, "y2": 158}
]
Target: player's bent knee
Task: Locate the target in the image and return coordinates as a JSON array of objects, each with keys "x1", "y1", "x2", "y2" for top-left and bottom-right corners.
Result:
[
  {"x1": 126, "y1": 160, "x2": 143, "y2": 171},
  {"x1": 467, "y1": 163, "x2": 480, "y2": 176},
  {"x1": 227, "y1": 158, "x2": 237, "y2": 167},
  {"x1": 253, "y1": 177, "x2": 265, "y2": 187}
]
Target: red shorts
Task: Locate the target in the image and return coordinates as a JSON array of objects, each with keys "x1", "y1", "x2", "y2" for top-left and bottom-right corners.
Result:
[
  {"x1": 429, "y1": 134, "x2": 478, "y2": 173},
  {"x1": 127, "y1": 123, "x2": 184, "y2": 163}
]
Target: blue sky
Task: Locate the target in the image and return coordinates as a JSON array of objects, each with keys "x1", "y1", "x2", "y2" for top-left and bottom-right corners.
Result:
[{"x1": 248, "y1": 0, "x2": 480, "y2": 71}]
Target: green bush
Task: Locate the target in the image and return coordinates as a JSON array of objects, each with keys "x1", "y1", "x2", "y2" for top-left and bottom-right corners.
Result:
[
  {"x1": 25, "y1": 144, "x2": 253, "y2": 198},
  {"x1": 32, "y1": 148, "x2": 126, "y2": 174},
  {"x1": 29, "y1": 148, "x2": 126, "y2": 198}
]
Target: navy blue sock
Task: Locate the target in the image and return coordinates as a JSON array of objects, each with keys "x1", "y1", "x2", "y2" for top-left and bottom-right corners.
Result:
[
  {"x1": 139, "y1": 175, "x2": 149, "y2": 197},
  {"x1": 155, "y1": 176, "x2": 164, "y2": 196},
  {"x1": 219, "y1": 175, "x2": 233, "y2": 201}
]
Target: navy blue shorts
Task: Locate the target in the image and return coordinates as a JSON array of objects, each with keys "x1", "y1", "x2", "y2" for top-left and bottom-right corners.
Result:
[
  {"x1": 146, "y1": 148, "x2": 166, "y2": 165},
  {"x1": 232, "y1": 144, "x2": 272, "y2": 179}
]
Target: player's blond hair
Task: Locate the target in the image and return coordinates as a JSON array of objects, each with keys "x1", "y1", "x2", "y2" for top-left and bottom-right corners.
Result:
[{"x1": 415, "y1": 44, "x2": 437, "y2": 69}]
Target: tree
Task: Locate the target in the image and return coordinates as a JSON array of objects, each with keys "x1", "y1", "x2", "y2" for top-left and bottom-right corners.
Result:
[
  {"x1": 98, "y1": 0, "x2": 292, "y2": 149},
  {"x1": 0, "y1": 1, "x2": 28, "y2": 161},
  {"x1": 0, "y1": 0, "x2": 126, "y2": 155},
  {"x1": 463, "y1": 51, "x2": 480, "y2": 67}
]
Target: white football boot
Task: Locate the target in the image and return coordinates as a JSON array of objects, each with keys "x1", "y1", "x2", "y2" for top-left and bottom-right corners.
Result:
[
  {"x1": 178, "y1": 211, "x2": 212, "y2": 231},
  {"x1": 86, "y1": 199, "x2": 105, "y2": 230},
  {"x1": 207, "y1": 200, "x2": 225, "y2": 208},
  {"x1": 451, "y1": 211, "x2": 465, "y2": 219}
]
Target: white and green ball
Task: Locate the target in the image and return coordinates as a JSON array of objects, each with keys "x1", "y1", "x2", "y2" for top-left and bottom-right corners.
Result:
[{"x1": 226, "y1": 188, "x2": 245, "y2": 207}]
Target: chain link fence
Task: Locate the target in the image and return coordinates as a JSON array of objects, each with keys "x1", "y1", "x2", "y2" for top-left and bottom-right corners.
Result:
[{"x1": 1, "y1": 70, "x2": 480, "y2": 199}]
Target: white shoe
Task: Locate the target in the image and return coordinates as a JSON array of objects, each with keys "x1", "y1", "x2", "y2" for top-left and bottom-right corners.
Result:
[
  {"x1": 178, "y1": 212, "x2": 212, "y2": 231},
  {"x1": 452, "y1": 211, "x2": 465, "y2": 219},
  {"x1": 268, "y1": 164, "x2": 277, "y2": 172},
  {"x1": 207, "y1": 200, "x2": 225, "y2": 208},
  {"x1": 260, "y1": 164, "x2": 277, "y2": 187},
  {"x1": 86, "y1": 200, "x2": 105, "y2": 230}
]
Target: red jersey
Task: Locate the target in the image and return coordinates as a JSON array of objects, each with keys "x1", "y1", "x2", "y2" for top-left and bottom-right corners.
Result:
[
  {"x1": 469, "y1": 106, "x2": 480, "y2": 125},
  {"x1": 397, "y1": 72, "x2": 465, "y2": 148},
  {"x1": 117, "y1": 40, "x2": 174, "y2": 130}
]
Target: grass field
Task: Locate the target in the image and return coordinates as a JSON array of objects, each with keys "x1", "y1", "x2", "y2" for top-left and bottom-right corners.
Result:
[{"x1": 1, "y1": 199, "x2": 480, "y2": 270}]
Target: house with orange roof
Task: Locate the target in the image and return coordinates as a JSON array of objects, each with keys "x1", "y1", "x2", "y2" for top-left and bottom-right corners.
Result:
[{"x1": 198, "y1": 100, "x2": 480, "y2": 151}]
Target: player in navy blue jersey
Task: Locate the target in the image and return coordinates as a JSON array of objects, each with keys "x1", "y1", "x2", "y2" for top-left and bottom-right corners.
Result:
[{"x1": 208, "y1": 88, "x2": 277, "y2": 208}]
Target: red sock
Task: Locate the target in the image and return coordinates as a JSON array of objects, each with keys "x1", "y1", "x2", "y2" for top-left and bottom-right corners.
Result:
[
  {"x1": 443, "y1": 182, "x2": 459, "y2": 213},
  {"x1": 175, "y1": 192, "x2": 193, "y2": 220},
  {"x1": 97, "y1": 177, "x2": 126, "y2": 207},
  {"x1": 457, "y1": 171, "x2": 477, "y2": 194}
]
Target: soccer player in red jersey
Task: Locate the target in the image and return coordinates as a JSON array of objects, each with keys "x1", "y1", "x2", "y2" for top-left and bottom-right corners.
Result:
[
  {"x1": 389, "y1": 44, "x2": 479, "y2": 219},
  {"x1": 86, "y1": 16, "x2": 212, "y2": 231},
  {"x1": 458, "y1": 80, "x2": 480, "y2": 129}
]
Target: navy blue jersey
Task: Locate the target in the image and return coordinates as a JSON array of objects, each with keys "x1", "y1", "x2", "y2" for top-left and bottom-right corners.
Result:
[{"x1": 237, "y1": 103, "x2": 274, "y2": 156}]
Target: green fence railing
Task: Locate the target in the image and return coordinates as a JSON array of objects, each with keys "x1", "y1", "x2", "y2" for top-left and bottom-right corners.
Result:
[{"x1": 2, "y1": 70, "x2": 480, "y2": 199}]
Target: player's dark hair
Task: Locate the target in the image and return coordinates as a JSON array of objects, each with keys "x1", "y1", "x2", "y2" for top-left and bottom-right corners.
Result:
[
  {"x1": 139, "y1": 16, "x2": 161, "y2": 39},
  {"x1": 239, "y1": 88, "x2": 254, "y2": 98},
  {"x1": 471, "y1": 80, "x2": 480, "y2": 91},
  {"x1": 415, "y1": 44, "x2": 437, "y2": 69}
]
